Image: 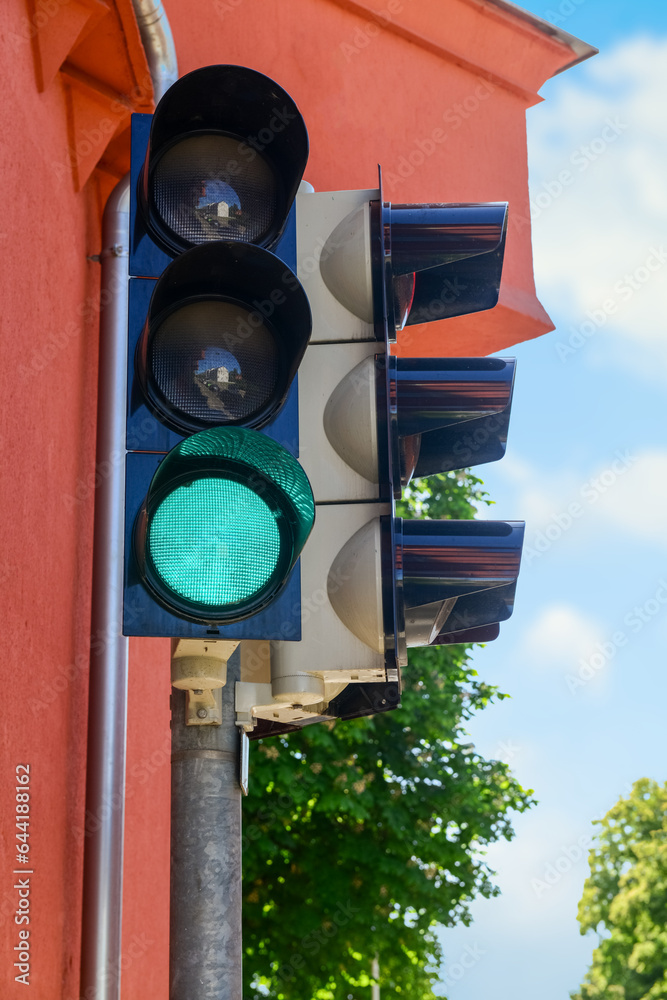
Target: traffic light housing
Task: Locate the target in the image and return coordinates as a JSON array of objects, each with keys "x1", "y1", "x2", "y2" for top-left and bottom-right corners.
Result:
[
  {"x1": 124, "y1": 65, "x2": 314, "y2": 639},
  {"x1": 119, "y1": 65, "x2": 525, "y2": 734},
  {"x1": 239, "y1": 183, "x2": 524, "y2": 735}
]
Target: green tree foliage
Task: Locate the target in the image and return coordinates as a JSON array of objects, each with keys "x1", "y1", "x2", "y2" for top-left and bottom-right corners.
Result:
[
  {"x1": 572, "y1": 779, "x2": 667, "y2": 1000},
  {"x1": 395, "y1": 470, "x2": 492, "y2": 521},
  {"x1": 242, "y1": 473, "x2": 534, "y2": 999}
]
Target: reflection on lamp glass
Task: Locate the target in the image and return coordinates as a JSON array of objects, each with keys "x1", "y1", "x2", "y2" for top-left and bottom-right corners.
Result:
[
  {"x1": 151, "y1": 301, "x2": 280, "y2": 425},
  {"x1": 153, "y1": 135, "x2": 278, "y2": 245}
]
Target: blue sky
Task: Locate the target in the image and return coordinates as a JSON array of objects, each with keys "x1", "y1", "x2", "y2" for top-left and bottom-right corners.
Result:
[{"x1": 438, "y1": 2, "x2": 667, "y2": 996}]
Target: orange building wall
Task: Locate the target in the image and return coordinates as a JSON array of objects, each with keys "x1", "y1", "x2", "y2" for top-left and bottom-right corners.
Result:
[
  {"x1": 170, "y1": 0, "x2": 564, "y2": 356},
  {"x1": 0, "y1": 0, "x2": 587, "y2": 997},
  {"x1": 0, "y1": 3, "x2": 164, "y2": 998},
  {"x1": 1, "y1": 7, "x2": 102, "y2": 998}
]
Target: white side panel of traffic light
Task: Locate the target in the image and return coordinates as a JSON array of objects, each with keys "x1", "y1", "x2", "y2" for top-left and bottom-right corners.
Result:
[
  {"x1": 327, "y1": 518, "x2": 384, "y2": 650},
  {"x1": 296, "y1": 189, "x2": 376, "y2": 343},
  {"x1": 298, "y1": 344, "x2": 379, "y2": 503},
  {"x1": 319, "y1": 204, "x2": 373, "y2": 322},
  {"x1": 323, "y1": 354, "x2": 379, "y2": 484},
  {"x1": 270, "y1": 503, "x2": 389, "y2": 704}
]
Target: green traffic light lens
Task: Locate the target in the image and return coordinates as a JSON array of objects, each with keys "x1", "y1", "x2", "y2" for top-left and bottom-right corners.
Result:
[
  {"x1": 138, "y1": 426, "x2": 315, "y2": 624},
  {"x1": 148, "y1": 478, "x2": 281, "y2": 606}
]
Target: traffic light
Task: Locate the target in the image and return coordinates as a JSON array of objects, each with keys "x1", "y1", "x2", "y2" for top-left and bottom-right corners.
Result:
[
  {"x1": 120, "y1": 64, "x2": 525, "y2": 735},
  {"x1": 239, "y1": 182, "x2": 525, "y2": 736},
  {"x1": 124, "y1": 65, "x2": 315, "y2": 639}
]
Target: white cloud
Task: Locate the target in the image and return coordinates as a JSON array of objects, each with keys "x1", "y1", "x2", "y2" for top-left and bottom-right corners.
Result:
[
  {"x1": 492, "y1": 451, "x2": 534, "y2": 486},
  {"x1": 594, "y1": 449, "x2": 667, "y2": 544},
  {"x1": 526, "y1": 36, "x2": 667, "y2": 373},
  {"x1": 480, "y1": 807, "x2": 596, "y2": 910},
  {"x1": 519, "y1": 480, "x2": 576, "y2": 530},
  {"x1": 520, "y1": 604, "x2": 604, "y2": 668},
  {"x1": 509, "y1": 447, "x2": 667, "y2": 554},
  {"x1": 437, "y1": 807, "x2": 597, "y2": 997}
]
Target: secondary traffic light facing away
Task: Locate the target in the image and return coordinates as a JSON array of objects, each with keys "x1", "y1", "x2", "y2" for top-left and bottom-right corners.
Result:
[
  {"x1": 120, "y1": 65, "x2": 525, "y2": 735},
  {"x1": 257, "y1": 185, "x2": 523, "y2": 733}
]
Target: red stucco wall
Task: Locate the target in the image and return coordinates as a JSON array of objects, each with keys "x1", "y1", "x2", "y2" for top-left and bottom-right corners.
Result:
[
  {"x1": 0, "y1": 0, "x2": 586, "y2": 996},
  {"x1": 169, "y1": 0, "x2": 561, "y2": 356},
  {"x1": 1, "y1": 3, "x2": 99, "y2": 994}
]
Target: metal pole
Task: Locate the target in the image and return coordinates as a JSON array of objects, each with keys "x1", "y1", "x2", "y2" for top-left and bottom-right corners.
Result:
[
  {"x1": 170, "y1": 649, "x2": 243, "y2": 1000},
  {"x1": 80, "y1": 177, "x2": 130, "y2": 1000}
]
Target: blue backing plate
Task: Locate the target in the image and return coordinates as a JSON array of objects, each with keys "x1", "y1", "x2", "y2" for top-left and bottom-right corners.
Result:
[{"x1": 124, "y1": 112, "x2": 303, "y2": 638}]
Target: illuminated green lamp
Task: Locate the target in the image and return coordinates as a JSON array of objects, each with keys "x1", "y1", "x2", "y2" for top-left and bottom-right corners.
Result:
[{"x1": 134, "y1": 427, "x2": 315, "y2": 624}]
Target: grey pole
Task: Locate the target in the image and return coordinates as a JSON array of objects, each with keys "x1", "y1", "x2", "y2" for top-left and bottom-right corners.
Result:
[{"x1": 170, "y1": 649, "x2": 243, "y2": 1000}]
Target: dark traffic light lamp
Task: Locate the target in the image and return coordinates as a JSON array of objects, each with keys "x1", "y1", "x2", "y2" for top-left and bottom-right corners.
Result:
[{"x1": 132, "y1": 64, "x2": 308, "y2": 269}]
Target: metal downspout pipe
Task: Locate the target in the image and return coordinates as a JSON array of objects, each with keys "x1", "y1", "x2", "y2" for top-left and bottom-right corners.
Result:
[
  {"x1": 80, "y1": 178, "x2": 131, "y2": 1000},
  {"x1": 79, "y1": 6, "x2": 176, "y2": 999},
  {"x1": 131, "y1": 0, "x2": 178, "y2": 105}
]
